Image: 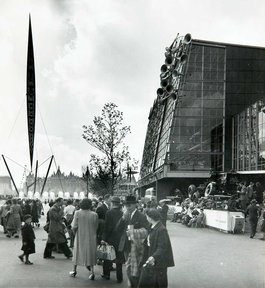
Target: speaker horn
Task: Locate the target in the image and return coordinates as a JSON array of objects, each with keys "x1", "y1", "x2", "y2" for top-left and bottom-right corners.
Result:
[
  {"x1": 166, "y1": 84, "x2": 173, "y2": 93},
  {"x1": 180, "y1": 54, "x2": 187, "y2": 63},
  {"x1": 183, "y1": 33, "x2": 192, "y2": 44},
  {"x1": 172, "y1": 69, "x2": 183, "y2": 78},
  {"x1": 170, "y1": 93, "x2": 177, "y2": 100},
  {"x1": 161, "y1": 79, "x2": 168, "y2": 88},
  {"x1": 165, "y1": 55, "x2": 173, "y2": 65},
  {"x1": 160, "y1": 64, "x2": 168, "y2": 73},
  {"x1": 157, "y1": 88, "x2": 164, "y2": 96}
]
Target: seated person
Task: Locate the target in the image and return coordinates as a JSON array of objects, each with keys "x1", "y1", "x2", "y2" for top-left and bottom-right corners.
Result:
[
  {"x1": 171, "y1": 204, "x2": 185, "y2": 223},
  {"x1": 182, "y1": 205, "x2": 194, "y2": 226},
  {"x1": 195, "y1": 208, "x2": 206, "y2": 228},
  {"x1": 187, "y1": 207, "x2": 200, "y2": 227},
  {"x1": 227, "y1": 195, "x2": 240, "y2": 211}
]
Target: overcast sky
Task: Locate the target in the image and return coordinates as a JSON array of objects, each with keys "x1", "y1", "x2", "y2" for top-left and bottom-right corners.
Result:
[{"x1": 0, "y1": 0, "x2": 265, "y2": 187}]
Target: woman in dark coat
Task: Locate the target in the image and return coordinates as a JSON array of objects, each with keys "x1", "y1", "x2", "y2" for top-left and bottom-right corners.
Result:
[{"x1": 139, "y1": 209, "x2": 174, "y2": 288}]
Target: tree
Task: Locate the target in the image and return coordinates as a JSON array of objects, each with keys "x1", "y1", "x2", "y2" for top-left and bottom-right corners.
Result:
[{"x1": 82, "y1": 103, "x2": 131, "y2": 195}]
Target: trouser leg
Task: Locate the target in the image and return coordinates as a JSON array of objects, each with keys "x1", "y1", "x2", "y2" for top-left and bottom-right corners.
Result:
[
  {"x1": 156, "y1": 268, "x2": 168, "y2": 288},
  {"x1": 116, "y1": 251, "x2": 123, "y2": 281},
  {"x1": 116, "y1": 261, "x2": 123, "y2": 281},
  {"x1": 103, "y1": 259, "x2": 112, "y2": 277},
  {"x1": 58, "y1": 242, "x2": 72, "y2": 257},
  {"x1": 252, "y1": 220, "x2": 258, "y2": 237},
  {"x1": 44, "y1": 242, "x2": 55, "y2": 257}
]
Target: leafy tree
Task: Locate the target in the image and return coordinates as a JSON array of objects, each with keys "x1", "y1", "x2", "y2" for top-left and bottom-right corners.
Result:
[{"x1": 82, "y1": 103, "x2": 131, "y2": 195}]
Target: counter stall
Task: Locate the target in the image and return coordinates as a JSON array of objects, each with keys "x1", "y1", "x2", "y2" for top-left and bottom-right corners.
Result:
[{"x1": 204, "y1": 209, "x2": 245, "y2": 233}]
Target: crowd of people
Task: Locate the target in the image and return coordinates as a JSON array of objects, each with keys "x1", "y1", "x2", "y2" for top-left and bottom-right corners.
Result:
[
  {"x1": 170, "y1": 180, "x2": 265, "y2": 239},
  {"x1": 0, "y1": 180, "x2": 264, "y2": 287},
  {"x1": 0, "y1": 195, "x2": 175, "y2": 288},
  {"x1": 0, "y1": 198, "x2": 43, "y2": 238}
]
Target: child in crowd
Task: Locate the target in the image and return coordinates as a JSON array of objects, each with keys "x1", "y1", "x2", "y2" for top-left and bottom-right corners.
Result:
[{"x1": 18, "y1": 214, "x2": 36, "y2": 265}]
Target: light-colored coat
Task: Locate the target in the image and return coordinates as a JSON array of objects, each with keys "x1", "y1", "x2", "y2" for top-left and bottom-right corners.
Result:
[{"x1": 72, "y1": 209, "x2": 98, "y2": 266}]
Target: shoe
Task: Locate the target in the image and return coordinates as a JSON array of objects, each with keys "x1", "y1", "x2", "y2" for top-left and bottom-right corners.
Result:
[
  {"x1": 259, "y1": 238, "x2": 265, "y2": 241},
  {"x1": 25, "y1": 261, "x2": 33, "y2": 265},
  {"x1": 69, "y1": 271, "x2": 77, "y2": 277},
  {"x1": 250, "y1": 236, "x2": 253, "y2": 238},
  {"x1": 67, "y1": 254, "x2": 73, "y2": 259},
  {"x1": 14, "y1": 235, "x2": 19, "y2": 238},
  {"x1": 101, "y1": 273, "x2": 110, "y2": 280},
  {"x1": 89, "y1": 273, "x2": 95, "y2": 280},
  {"x1": 18, "y1": 255, "x2": 24, "y2": 262},
  {"x1": 6, "y1": 235, "x2": 11, "y2": 238},
  {"x1": 86, "y1": 266, "x2": 91, "y2": 271},
  {"x1": 44, "y1": 256, "x2": 55, "y2": 259}
]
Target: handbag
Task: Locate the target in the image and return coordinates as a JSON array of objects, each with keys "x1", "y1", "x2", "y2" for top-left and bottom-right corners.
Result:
[
  {"x1": 43, "y1": 222, "x2": 49, "y2": 233},
  {"x1": 96, "y1": 244, "x2": 116, "y2": 261}
]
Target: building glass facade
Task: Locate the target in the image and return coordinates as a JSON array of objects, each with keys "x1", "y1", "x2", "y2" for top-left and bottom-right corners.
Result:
[
  {"x1": 233, "y1": 100, "x2": 265, "y2": 171},
  {"x1": 139, "y1": 36, "x2": 265, "y2": 195},
  {"x1": 168, "y1": 44, "x2": 225, "y2": 172}
]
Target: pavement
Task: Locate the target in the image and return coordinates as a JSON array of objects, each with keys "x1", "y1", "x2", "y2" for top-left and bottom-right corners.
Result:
[{"x1": 0, "y1": 209, "x2": 264, "y2": 288}]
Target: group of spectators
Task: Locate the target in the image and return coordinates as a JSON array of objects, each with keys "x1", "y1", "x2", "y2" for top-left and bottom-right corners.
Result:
[
  {"x1": 0, "y1": 198, "x2": 43, "y2": 238},
  {"x1": 171, "y1": 180, "x2": 265, "y2": 239},
  {"x1": 171, "y1": 199, "x2": 206, "y2": 228}
]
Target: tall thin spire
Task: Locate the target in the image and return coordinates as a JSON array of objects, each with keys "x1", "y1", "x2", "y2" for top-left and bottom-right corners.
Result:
[{"x1": 26, "y1": 14, "x2": 36, "y2": 171}]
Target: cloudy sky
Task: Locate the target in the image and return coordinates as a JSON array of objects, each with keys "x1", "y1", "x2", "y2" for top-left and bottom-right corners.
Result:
[{"x1": 0, "y1": 0, "x2": 265, "y2": 186}]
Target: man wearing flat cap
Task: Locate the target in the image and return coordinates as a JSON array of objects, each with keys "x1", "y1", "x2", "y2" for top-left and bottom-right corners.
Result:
[
  {"x1": 101, "y1": 196, "x2": 124, "y2": 283},
  {"x1": 116, "y1": 195, "x2": 149, "y2": 287}
]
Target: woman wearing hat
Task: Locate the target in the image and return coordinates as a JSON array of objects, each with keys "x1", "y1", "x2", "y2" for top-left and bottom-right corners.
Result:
[
  {"x1": 138, "y1": 209, "x2": 174, "y2": 288},
  {"x1": 69, "y1": 198, "x2": 98, "y2": 280}
]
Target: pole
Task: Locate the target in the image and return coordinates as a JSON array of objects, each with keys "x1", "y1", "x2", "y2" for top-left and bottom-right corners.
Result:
[
  {"x1": 86, "y1": 166, "x2": 89, "y2": 198},
  {"x1": 33, "y1": 160, "x2": 38, "y2": 195},
  {"x1": 2, "y1": 155, "x2": 19, "y2": 196},
  {"x1": 40, "y1": 155, "x2": 54, "y2": 196}
]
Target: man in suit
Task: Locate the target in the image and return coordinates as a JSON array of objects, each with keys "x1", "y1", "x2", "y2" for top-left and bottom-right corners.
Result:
[
  {"x1": 139, "y1": 208, "x2": 174, "y2": 288},
  {"x1": 101, "y1": 196, "x2": 124, "y2": 283},
  {"x1": 158, "y1": 200, "x2": 169, "y2": 227},
  {"x1": 116, "y1": 195, "x2": 149, "y2": 287},
  {"x1": 96, "y1": 194, "x2": 111, "y2": 245},
  {"x1": 96, "y1": 194, "x2": 111, "y2": 220}
]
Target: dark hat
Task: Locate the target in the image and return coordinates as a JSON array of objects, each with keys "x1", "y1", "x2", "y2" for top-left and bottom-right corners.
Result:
[
  {"x1": 125, "y1": 195, "x2": 137, "y2": 204},
  {"x1": 111, "y1": 196, "x2": 121, "y2": 204},
  {"x1": 23, "y1": 214, "x2": 32, "y2": 222}
]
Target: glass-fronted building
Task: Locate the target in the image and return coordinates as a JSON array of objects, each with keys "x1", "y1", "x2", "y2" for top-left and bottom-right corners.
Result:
[{"x1": 138, "y1": 36, "x2": 265, "y2": 199}]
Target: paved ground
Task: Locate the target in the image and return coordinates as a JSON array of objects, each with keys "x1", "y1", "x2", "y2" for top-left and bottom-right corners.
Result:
[{"x1": 0, "y1": 210, "x2": 264, "y2": 288}]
